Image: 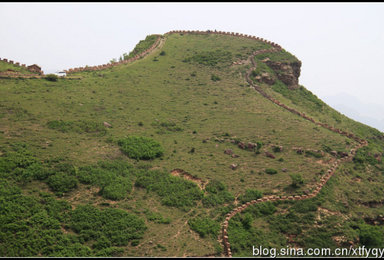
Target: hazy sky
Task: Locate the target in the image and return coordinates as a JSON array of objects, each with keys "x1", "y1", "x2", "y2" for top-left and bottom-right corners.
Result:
[{"x1": 1, "y1": 3, "x2": 383, "y2": 131}]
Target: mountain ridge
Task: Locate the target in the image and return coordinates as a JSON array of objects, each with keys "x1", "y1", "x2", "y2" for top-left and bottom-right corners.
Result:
[{"x1": 0, "y1": 30, "x2": 383, "y2": 257}]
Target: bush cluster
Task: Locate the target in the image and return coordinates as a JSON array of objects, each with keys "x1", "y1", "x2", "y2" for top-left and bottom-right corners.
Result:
[
  {"x1": 305, "y1": 150, "x2": 323, "y2": 158},
  {"x1": 47, "y1": 120, "x2": 107, "y2": 136},
  {"x1": 70, "y1": 204, "x2": 147, "y2": 247},
  {"x1": 152, "y1": 121, "x2": 183, "y2": 134},
  {"x1": 183, "y1": 49, "x2": 232, "y2": 67},
  {"x1": 144, "y1": 209, "x2": 171, "y2": 224},
  {"x1": 202, "y1": 180, "x2": 234, "y2": 207},
  {"x1": 118, "y1": 136, "x2": 164, "y2": 160},
  {"x1": 237, "y1": 189, "x2": 263, "y2": 204},
  {"x1": 75, "y1": 161, "x2": 134, "y2": 200},
  {"x1": 353, "y1": 147, "x2": 377, "y2": 165},
  {"x1": 45, "y1": 74, "x2": 59, "y2": 82},
  {"x1": 290, "y1": 173, "x2": 304, "y2": 188},
  {"x1": 265, "y1": 168, "x2": 278, "y2": 175},
  {"x1": 188, "y1": 217, "x2": 220, "y2": 238},
  {"x1": 135, "y1": 170, "x2": 203, "y2": 210},
  {"x1": 116, "y1": 35, "x2": 158, "y2": 62}
]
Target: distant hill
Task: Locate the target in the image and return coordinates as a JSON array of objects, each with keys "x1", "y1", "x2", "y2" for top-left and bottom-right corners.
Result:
[{"x1": 0, "y1": 30, "x2": 383, "y2": 257}]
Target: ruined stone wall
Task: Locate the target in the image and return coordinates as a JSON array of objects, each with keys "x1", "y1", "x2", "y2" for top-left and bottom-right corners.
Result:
[
  {"x1": 165, "y1": 30, "x2": 283, "y2": 50},
  {"x1": 65, "y1": 30, "x2": 284, "y2": 75},
  {"x1": 64, "y1": 35, "x2": 163, "y2": 74},
  {"x1": 220, "y1": 47, "x2": 369, "y2": 257},
  {"x1": 0, "y1": 58, "x2": 29, "y2": 71},
  {"x1": 0, "y1": 58, "x2": 44, "y2": 78}
]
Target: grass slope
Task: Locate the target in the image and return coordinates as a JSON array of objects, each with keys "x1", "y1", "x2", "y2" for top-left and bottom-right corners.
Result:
[{"x1": 0, "y1": 32, "x2": 383, "y2": 257}]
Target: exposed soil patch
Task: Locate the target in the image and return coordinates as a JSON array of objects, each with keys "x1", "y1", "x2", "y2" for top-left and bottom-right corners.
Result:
[{"x1": 171, "y1": 168, "x2": 207, "y2": 190}]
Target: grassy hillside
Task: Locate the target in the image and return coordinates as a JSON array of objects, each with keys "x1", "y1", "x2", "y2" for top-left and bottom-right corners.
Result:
[
  {"x1": 0, "y1": 60, "x2": 36, "y2": 75},
  {"x1": 0, "y1": 31, "x2": 383, "y2": 257}
]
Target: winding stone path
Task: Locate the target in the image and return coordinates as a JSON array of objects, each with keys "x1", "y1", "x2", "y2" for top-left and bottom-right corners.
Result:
[{"x1": 220, "y1": 46, "x2": 368, "y2": 257}]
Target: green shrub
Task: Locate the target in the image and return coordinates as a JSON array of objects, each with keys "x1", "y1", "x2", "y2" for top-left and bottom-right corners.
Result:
[
  {"x1": 188, "y1": 217, "x2": 220, "y2": 238},
  {"x1": 144, "y1": 210, "x2": 171, "y2": 224},
  {"x1": 290, "y1": 199, "x2": 318, "y2": 213},
  {"x1": 152, "y1": 121, "x2": 183, "y2": 133},
  {"x1": 211, "y1": 74, "x2": 221, "y2": 82},
  {"x1": 45, "y1": 74, "x2": 58, "y2": 82},
  {"x1": 238, "y1": 189, "x2": 263, "y2": 204},
  {"x1": 118, "y1": 136, "x2": 164, "y2": 160},
  {"x1": 99, "y1": 176, "x2": 132, "y2": 200},
  {"x1": 272, "y1": 146, "x2": 282, "y2": 153},
  {"x1": 290, "y1": 173, "x2": 304, "y2": 188},
  {"x1": 358, "y1": 223, "x2": 384, "y2": 248},
  {"x1": 75, "y1": 161, "x2": 134, "y2": 200},
  {"x1": 305, "y1": 150, "x2": 323, "y2": 158},
  {"x1": 268, "y1": 212, "x2": 302, "y2": 235},
  {"x1": 135, "y1": 170, "x2": 203, "y2": 210},
  {"x1": 265, "y1": 168, "x2": 278, "y2": 175},
  {"x1": 47, "y1": 120, "x2": 107, "y2": 136},
  {"x1": 47, "y1": 172, "x2": 78, "y2": 193},
  {"x1": 0, "y1": 181, "x2": 87, "y2": 257},
  {"x1": 70, "y1": 205, "x2": 147, "y2": 247},
  {"x1": 353, "y1": 147, "x2": 377, "y2": 165},
  {"x1": 120, "y1": 35, "x2": 158, "y2": 61},
  {"x1": 202, "y1": 180, "x2": 234, "y2": 207},
  {"x1": 300, "y1": 226, "x2": 337, "y2": 249},
  {"x1": 183, "y1": 49, "x2": 232, "y2": 67}
]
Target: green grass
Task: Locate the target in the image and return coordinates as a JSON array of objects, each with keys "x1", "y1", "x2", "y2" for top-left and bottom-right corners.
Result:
[
  {"x1": 0, "y1": 31, "x2": 383, "y2": 257},
  {"x1": 0, "y1": 60, "x2": 37, "y2": 74}
]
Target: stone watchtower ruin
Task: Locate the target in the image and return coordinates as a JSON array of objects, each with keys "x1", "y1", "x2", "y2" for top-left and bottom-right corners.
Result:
[{"x1": 27, "y1": 64, "x2": 43, "y2": 75}]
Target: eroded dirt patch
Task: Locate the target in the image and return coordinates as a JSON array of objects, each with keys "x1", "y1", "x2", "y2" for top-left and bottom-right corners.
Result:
[{"x1": 171, "y1": 168, "x2": 208, "y2": 190}]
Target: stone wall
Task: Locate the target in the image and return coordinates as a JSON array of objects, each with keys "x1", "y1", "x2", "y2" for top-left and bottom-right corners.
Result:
[
  {"x1": 165, "y1": 30, "x2": 283, "y2": 50},
  {"x1": 64, "y1": 35, "x2": 163, "y2": 74},
  {"x1": 0, "y1": 58, "x2": 44, "y2": 78},
  {"x1": 0, "y1": 58, "x2": 31, "y2": 72},
  {"x1": 220, "y1": 47, "x2": 369, "y2": 257},
  {"x1": 65, "y1": 30, "x2": 284, "y2": 75}
]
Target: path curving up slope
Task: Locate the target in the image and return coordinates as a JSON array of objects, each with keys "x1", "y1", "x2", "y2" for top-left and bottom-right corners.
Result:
[{"x1": 220, "y1": 47, "x2": 368, "y2": 257}]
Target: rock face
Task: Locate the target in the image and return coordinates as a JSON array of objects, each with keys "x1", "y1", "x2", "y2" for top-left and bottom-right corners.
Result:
[
  {"x1": 260, "y1": 72, "x2": 275, "y2": 85},
  {"x1": 264, "y1": 60, "x2": 301, "y2": 89}
]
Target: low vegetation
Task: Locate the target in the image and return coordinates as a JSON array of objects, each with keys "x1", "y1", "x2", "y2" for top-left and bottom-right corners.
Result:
[
  {"x1": 117, "y1": 136, "x2": 164, "y2": 160},
  {"x1": 47, "y1": 120, "x2": 107, "y2": 136},
  {"x1": 135, "y1": 170, "x2": 203, "y2": 211},
  {"x1": 1, "y1": 31, "x2": 383, "y2": 257}
]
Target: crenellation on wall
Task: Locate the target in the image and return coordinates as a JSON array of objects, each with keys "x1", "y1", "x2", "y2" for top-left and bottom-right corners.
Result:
[
  {"x1": 65, "y1": 35, "x2": 162, "y2": 74},
  {"x1": 219, "y1": 42, "x2": 369, "y2": 257}
]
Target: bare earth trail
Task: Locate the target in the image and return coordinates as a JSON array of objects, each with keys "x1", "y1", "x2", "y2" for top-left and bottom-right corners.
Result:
[{"x1": 220, "y1": 46, "x2": 368, "y2": 257}]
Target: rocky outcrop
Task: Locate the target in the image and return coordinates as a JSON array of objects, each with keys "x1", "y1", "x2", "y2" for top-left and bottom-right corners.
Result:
[
  {"x1": 264, "y1": 60, "x2": 301, "y2": 89},
  {"x1": 257, "y1": 72, "x2": 275, "y2": 85},
  {"x1": 221, "y1": 46, "x2": 369, "y2": 258}
]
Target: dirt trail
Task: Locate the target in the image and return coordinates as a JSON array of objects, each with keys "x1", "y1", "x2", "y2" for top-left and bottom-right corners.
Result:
[{"x1": 171, "y1": 168, "x2": 208, "y2": 190}]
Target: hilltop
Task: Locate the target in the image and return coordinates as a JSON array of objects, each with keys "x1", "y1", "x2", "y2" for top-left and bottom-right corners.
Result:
[{"x1": 0, "y1": 30, "x2": 383, "y2": 257}]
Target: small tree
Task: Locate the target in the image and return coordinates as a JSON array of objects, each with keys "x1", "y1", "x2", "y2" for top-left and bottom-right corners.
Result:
[
  {"x1": 265, "y1": 168, "x2": 278, "y2": 175},
  {"x1": 211, "y1": 74, "x2": 221, "y2": 82},
  {"x1": 45, "y1": 74, "x2": 58, "y2": 82},
  {"x1": 290, "y1": 173, "x2": 304, "y2": 188}
]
